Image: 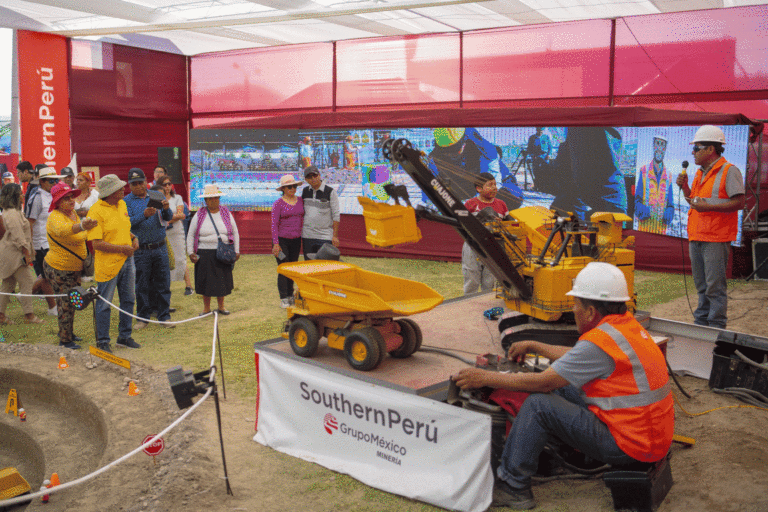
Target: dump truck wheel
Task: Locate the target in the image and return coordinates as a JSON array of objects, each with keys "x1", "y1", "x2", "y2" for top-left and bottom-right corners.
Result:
[
  {"x1": 398, "y1": 318, "x2": 423, "y2": 353},
  {"x1": 389, "y1": 319, "x2": 418, "y2": 358},
  {"x1": 289, "y1": 317, "x2": 320, "y2": 357},
  {"x1": 344, "y1": 327, "x2": 385, "y2": 371}
]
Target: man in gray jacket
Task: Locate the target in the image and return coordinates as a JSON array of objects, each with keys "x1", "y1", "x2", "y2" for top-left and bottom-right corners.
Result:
[{"x1": 301, "y1": 166, "x2": 340, "y2": 258}]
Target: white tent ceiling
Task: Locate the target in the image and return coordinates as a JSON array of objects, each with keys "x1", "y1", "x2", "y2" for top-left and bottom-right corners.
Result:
[{"x1": 1, "y1": 0, "x2": 766, "y2": 56}]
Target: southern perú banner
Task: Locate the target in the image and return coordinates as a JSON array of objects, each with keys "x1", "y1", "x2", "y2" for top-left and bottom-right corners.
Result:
[
  {"x1": 17, "y1": 30, "x2": 71, "y2": 169},
  {"x1": 253, "y1": 348, "x2": 493, "y2": 512}
]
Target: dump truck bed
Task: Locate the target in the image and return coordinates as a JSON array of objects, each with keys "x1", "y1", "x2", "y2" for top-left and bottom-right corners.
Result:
[{"x1": 277, "y1": 260, "x2": 443, "y2": 316}]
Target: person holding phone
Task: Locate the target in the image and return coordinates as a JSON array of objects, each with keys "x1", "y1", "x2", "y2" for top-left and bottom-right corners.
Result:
[{"x1": 123, "y1": 167, "x2": 174, "y2": 329}]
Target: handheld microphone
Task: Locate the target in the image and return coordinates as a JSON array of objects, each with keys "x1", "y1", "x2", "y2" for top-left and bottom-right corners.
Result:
[{"x1": 681, "y1": 160, "x2": 689, "y2": 178}]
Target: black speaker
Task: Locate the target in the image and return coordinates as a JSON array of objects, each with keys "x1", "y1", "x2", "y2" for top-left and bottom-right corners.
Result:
[
  {"x1": 752, "y1": 240, "x2": 768, "y2": 281},
  {"x1": 158, "y1": 147, "x2": 182, "y2": 184}
]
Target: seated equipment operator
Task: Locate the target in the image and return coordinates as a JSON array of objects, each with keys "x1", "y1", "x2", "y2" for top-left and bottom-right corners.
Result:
[{"x1": 453, "y1": 262, "x2": 674, "y2": 510}]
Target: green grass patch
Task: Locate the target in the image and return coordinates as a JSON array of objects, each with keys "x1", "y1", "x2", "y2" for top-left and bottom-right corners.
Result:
[
  {"x1": 633, "y1": 269, "x2": 748, "y2": 310},
  {"x1": 1, "y1": 255, "x2": 720, "y2": 401}
]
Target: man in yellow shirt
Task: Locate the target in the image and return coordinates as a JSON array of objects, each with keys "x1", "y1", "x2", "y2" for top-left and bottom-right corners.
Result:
[{"x1": 87, "y1": 175, "x2": 140, "y2": 352}]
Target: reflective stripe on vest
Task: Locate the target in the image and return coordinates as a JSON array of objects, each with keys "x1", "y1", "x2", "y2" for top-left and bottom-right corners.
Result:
[
  {"x1": 582, "y1": 323, "x2": 671, "y2": 410},
  {"x1": 698, "y1": 161, "x2": 732, "y2": 205}
]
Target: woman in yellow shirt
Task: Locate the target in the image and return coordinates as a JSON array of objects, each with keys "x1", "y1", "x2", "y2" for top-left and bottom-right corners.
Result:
[{"x1": 44, "y1": 182, "x2": 97, "y2": 349}]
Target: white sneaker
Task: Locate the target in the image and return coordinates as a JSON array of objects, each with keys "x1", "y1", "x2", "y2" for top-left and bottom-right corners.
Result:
[
  {"x1": 48, "y1": 306, "x2": 58, "y2": 316},
  {"x1": 134, "y1": 321, "x2": 149, "y2": 329},
  {"x1": 280, "y1": 298, "x2": 291, "y2": 308},
  {"x1": 81, "y1": 276, "x2": 93, "y2": 283}
]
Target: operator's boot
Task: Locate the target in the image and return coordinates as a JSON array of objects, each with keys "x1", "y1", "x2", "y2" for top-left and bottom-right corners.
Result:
[{"x1": 491, "y1": 480, "x2": 536, "y2": 510}]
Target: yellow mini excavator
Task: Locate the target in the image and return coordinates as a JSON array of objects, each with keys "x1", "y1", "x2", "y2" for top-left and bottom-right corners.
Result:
[{"x1": 360, "y1": 138, "x2": 636, "y2": 348}]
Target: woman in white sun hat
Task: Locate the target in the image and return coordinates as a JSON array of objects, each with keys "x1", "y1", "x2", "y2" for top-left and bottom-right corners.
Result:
[
  {"x1": 186, "y1": 184, "x2": 240, "y2": 315},
  {"x1": 271, "y1": 174, "x2": 304, "y2": 308}
]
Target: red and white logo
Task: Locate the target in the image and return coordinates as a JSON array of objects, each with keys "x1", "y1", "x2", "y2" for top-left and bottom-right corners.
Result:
[{"x1": 324, "y1": 413, "x2": 338, "y2": 434}]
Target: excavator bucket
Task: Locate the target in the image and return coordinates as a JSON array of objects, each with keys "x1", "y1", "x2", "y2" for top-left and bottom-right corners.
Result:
[{"x1": 358, "y1": 196, "x2": 422, "y2": 247}]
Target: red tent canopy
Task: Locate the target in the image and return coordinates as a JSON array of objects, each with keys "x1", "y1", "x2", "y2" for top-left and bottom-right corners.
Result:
[{"x1": 194, "y1": 105, "x2": 760, "y2": 132}]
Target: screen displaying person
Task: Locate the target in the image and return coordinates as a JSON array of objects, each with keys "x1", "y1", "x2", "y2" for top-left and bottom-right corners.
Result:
[
  {"x1": 299, "y1": 136, "x2": 313, "y2": 169},
  {"x1": 549, "y1": 127, "x2": 627, "y2": 221},
  {"x1": 526, "y1": 127, "x2": 551, "y2": 176},
  {"x1": 344, "y1": 135, "x2": 358, "y2": 170},
  {"x1": 635, "y1": 134, "x2": 674, "y2": 234}
]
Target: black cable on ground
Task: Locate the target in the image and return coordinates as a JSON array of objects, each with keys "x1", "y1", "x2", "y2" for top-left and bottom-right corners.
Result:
[
  {"x1": 419, "y1": 346, "x2": 476, "y2": 365},
  {"x1": 678, "y1": 187, "x2": 696, "y2": 320},
  {"x1": 212, "y1": 379, "x2": 234, "y2": 496},
  {"x1": 216, "y1": 319, "x2": 227, "y2": 400},
  {"x1": 712, "y1": 387, "x2": 768, "y2": 408},
  {"x1": 666, "y1": 358, "x2": 691, "y2": 399}
]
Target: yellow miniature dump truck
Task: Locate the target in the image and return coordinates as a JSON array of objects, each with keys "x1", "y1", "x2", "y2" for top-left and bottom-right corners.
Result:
[{"x1": 279, "y1": 260, "x2": 443, "y2": 371}]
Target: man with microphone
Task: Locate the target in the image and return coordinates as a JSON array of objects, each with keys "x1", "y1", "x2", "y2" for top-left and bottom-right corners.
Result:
[{"x1": 676, "y1": 125, "x2": 745, "y2": 329}]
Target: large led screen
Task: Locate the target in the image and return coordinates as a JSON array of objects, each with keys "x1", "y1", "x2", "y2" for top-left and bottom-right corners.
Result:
[{"x1": 189, "y1": 125, "x2": 749, "y2": 243}]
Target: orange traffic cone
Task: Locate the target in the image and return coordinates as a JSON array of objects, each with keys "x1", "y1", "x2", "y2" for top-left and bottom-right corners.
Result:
[
  {"x1": 128, "y1": 381, "x2": 141, "y2": 396},
  {"x1": 49, "y1": 473, "x2": 60, "y2": 487},
  {"x1": 57, "y1": 357, "x2": 68, "y2": 370}
]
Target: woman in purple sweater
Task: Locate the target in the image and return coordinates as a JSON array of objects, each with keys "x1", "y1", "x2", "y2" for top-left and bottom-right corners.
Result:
[{"x1": 272, "y1": 174, "x2": 305, "y2": 308}]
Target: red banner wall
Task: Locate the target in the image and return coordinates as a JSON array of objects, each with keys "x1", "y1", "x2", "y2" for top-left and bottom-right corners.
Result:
[{"x1": 17, "y1": 30, "x2": 71, "y2": 169}]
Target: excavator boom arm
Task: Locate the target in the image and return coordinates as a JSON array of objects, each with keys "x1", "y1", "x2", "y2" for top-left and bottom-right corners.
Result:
[{"x1": 383, "y1": 138, "x2": 532, "y2": 299}]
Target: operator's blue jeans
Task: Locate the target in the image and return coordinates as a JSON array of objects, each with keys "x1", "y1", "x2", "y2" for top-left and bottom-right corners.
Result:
[
  {"x1": 94, "y1": 257, "x2": 135, "y2": 344},
  {"x1": 497, "y1": 385, "x2": 636, "y2": 490},
  {"x1": 689, "y1": 240, "x2": 729, "y2": 329}
]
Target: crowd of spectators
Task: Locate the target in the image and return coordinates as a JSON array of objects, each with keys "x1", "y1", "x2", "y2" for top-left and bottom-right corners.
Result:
[
  {"x1": 0, "y1": 161, "x2": 223, "y2": 353},
  {"x1": 1, "y1": 155, "x2": 346, "y2": 342}
]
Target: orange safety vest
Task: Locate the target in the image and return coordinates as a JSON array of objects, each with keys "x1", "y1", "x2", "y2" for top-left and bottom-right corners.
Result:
[
  {"x1": 687, "y1": 157, "x2": 740, "y2": 242},
  {"x1": 581, "y1": 312, "x2": 674, "y2": 462}
]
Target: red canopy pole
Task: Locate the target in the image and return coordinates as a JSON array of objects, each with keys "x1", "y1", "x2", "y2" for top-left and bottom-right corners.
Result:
[
  {"x1": 459, "y1": 31, "x2": 464, "y2": 109},
  {"x1": 332, "y1": 41, "x2": 337, "y2": 112},
  {"x1": 608, "y1": 18, "x2": 617, "y2": 107}
]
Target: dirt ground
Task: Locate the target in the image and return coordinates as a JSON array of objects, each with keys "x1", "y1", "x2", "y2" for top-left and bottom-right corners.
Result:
[{"x1": 2, "y1": 281, "x2": 768, "y2": 512}]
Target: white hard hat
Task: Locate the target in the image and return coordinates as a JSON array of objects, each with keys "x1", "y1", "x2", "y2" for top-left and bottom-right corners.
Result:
[
  {"x1": 691, "y1": 125, "x2": 726, "y2": 145},
  {"x1": 566, "y1": 262, "x2": 630, "y2": 302}
]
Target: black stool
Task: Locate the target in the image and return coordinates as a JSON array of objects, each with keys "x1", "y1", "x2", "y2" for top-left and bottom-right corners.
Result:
[{"x1": 603, "y1": 453, "x2": 673, "y2": 512}]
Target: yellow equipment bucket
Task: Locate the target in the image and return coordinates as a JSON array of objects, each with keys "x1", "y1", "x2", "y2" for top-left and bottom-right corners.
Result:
[
  {"x1": 277, "y1": 260, "x2": 443, "y2": 316},
  {"x1": 358, "y1": 196, "x2": 422, "y2": 247}
]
